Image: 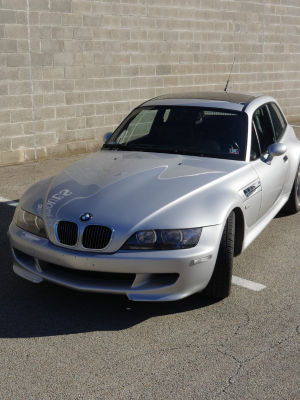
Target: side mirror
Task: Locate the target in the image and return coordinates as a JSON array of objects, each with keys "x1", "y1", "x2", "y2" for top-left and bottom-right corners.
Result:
[
  {"x1": 103, "y1": 132, "x2": 113, "y2": 143},
  {"x1": 265, "y1": 143, "x2": 287, "y2": 165}
]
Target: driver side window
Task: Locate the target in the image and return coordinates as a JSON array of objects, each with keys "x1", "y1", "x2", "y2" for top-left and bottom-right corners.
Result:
[{"x1": 253, "y1": 105, "x2": 275, "y2": 153}]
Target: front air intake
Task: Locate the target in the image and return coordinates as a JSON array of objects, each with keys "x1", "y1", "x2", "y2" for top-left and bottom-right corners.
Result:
[
  {"x1": 82, "y1": 225, "x2": 113, "y2": 249},
  {"x1": 56, "y1": 221, "x2": 78, "y2": 246}
]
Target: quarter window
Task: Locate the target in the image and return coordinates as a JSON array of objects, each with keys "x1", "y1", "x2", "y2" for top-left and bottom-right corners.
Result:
[{"x1": 267, "y1": 103, "x2": 287, "y2": 140}]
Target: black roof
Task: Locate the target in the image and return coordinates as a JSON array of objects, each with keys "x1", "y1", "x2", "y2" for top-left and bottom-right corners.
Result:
[{"x1": 154, "y1": 91, "x2": 258, "y2": 105}]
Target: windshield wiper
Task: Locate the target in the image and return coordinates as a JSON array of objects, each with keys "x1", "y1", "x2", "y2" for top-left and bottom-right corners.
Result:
[
  {"x1": 136, "y1": 147, "x2": 205, "y2": 157},
  {"x1": 174, "y1": 149, "x2": 205, "y2": 157},
  {"x1": 102, "y1": 143, "x2": 217, "y2": 158},
  {"x1": 102, "y1": 143, "x2": 141, "y2": 151}
]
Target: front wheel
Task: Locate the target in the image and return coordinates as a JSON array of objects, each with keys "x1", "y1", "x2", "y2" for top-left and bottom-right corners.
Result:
[
  {"x1": 201, "y1": 211, "x2": 235, "y2": 299},
  {"x1": 284, "y1": 164, "x2": 300, "y2": 215}
]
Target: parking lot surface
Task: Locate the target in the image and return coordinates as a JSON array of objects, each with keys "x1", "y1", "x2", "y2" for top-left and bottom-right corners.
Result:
[{"x1": 1, "y1": 139, "x2": 300, "y2": 399}]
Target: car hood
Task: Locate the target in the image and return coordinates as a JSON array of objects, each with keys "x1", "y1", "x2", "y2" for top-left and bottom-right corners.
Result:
[{"x1": 21, "y1": 151, "x2": 252, "y2": 251}]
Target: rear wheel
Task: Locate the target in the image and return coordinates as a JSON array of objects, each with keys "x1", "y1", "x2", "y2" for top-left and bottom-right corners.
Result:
[
  {"x1": 201, "y1": 211, "x2": 235, "y2": 299},
  {"x1": 284, "y1": 164, "x2": 300, "y2": 215}
]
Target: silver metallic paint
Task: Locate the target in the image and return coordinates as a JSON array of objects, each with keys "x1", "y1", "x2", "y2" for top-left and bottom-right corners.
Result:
[
  {"x1": 143, "y1": 98, "x2": 245, "y2": 111},
  {"x1": 9, "y1": 222, "x2": 224, "y2": 301},
  {"x1": 8, "y1": 93, "x2": 300, "y2": 301}
]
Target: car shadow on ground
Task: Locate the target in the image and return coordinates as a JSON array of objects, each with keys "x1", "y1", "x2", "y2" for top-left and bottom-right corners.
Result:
[
  {"x1": 274, "y1": 207, "x2": 293, "y2": 219},
  {"x1": 0, "y1": 203, "x2": 217, "y2": 339}
]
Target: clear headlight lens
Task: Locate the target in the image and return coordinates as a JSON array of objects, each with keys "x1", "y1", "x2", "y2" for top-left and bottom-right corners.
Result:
[
  {"x1": 15, "y1": 206, "x2": 48, "y2": 239},
  {"x1": 161, "y1": 229, "x2": 183, "y2": 245},
  {"x1": 137, "y1": 230, "x2": 157, "y2": 245},
  {"x1": 121, "y1": 228, "x2": 202, "y2": 250}
]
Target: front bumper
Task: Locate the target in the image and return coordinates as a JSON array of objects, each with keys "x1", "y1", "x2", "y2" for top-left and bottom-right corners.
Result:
[{"x1": 8, "y1": 222, "x2": 224, "y2": 301}]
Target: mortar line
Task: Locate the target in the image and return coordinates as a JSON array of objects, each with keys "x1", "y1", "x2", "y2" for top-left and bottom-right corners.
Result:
[{"x1": 26, "y1": 0, "x2": 37, "y2": 161}]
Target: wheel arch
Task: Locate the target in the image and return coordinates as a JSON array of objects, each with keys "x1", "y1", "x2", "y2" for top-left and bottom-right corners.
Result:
[{"x1": 232, "y1": 206, "x2": 245, "y2": 256}]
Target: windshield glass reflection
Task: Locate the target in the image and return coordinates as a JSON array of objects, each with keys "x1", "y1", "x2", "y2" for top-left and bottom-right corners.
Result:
[{"x1": 103, "y1": 106, "x2": 247, "y2": 161}]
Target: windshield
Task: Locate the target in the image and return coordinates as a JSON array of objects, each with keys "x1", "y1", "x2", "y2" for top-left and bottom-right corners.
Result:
[{"x1": 103, "y1": 106, "x2": 248, "y2": 161}]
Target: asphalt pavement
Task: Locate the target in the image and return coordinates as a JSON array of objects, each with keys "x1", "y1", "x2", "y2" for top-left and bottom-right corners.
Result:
[{"x1": 1, "y1": 135, "x2": 300, "y2": 399}]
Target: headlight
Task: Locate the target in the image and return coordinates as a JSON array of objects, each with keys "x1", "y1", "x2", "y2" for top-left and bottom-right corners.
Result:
[
  {"x1": 121, "y1": 228, "x2": 202, "y2": 250},
  {"x1": 137, "y1": 230, "x2": 157, "y2": 245},
  {"x1": 161, "y1": 229, "x2": 183, "y2": 245},
  {"x1": 15, "y1": 206, "x2": 48, "y2": 239}
]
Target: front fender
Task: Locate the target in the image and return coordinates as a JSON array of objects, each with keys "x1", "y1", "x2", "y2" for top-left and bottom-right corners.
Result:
[{"x1": 19, "y1": 175, "x2": 57, "y2": 216}]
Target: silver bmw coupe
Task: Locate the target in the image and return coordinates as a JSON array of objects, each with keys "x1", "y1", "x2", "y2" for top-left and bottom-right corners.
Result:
[{"x1": 8, "y1": 92, "x2": 300, "y2": 301}]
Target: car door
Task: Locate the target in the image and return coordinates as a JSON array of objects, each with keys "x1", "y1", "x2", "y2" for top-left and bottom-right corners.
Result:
[{"x1": 250, "y1": 103, "x2": 289, "y2": 221}]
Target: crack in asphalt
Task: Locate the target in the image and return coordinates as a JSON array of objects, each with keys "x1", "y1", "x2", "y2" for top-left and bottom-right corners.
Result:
[
  {"x1": 81, "y1": 308, "x2": 291, "y2": 397},
  {"x1": 82, "y1": 309, "x2": 220, "y2": 382},
  {"x1": 215, "y1": 348, "x2": 243, "y2": 398},
  {"x1": 78, "y1": 311, "x2": 260, "y2": 397},
  {"x1": 213, "y1": 324, "x2": 300, "y2": 399},
  {"x1": 233, "y1": 312, "x2": 250, "y2": 337}
]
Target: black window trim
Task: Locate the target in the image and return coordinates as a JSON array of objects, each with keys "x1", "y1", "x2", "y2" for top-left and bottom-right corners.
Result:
[
  {"x1": 252, "y1": 104, "x2": 271, "y2": 156},
  {"x1": 251, "y1": 120, "x2": 262, "y2": 160},
  {"x1": 266, "y1": 102, "x2": 287, "y2": 142},
  {"x1": 266, "y1": 103, "x2": 277, "y2": 143},
  {"x1": 252, "y1": 102, "x2": 288, "y2": 158}
]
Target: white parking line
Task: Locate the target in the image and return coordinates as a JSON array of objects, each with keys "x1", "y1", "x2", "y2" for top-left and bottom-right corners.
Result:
[
  {"x1": 0, "y1": 197, "x2": 18, "y2": 207},
  {"x1": 232, "y1": 275, "x2": 266, "y2": 291}
]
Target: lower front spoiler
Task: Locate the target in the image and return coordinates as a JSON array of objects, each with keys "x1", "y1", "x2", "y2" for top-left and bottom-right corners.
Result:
[
  {"x1": 12, "y1": 250, "x2": 213, "y2": 302},
  {"x1": 9, "y1": 223, "x2": 224, "y2": 301},
  {"x1": 12, "y1": 253, "x2": 186, "y2": 301}
]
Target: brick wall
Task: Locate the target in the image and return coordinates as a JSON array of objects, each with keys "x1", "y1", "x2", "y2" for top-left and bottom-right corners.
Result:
[{"x1": 0, "y1": 0, "x2": 300, "y2": 166}]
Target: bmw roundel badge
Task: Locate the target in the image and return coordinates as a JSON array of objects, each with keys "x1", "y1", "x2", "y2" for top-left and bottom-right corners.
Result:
[{"x1": 80, "y1": 213, "x2": 92, "y2": 222}]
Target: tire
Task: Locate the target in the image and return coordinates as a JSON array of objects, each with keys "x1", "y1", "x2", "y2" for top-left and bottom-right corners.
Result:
[
  {"x1": 284, "y1": 164, "x2": 300, "y2": 215},
  {"x1": 201, "y1": 211, "x2": 235, "y2": 299}
]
